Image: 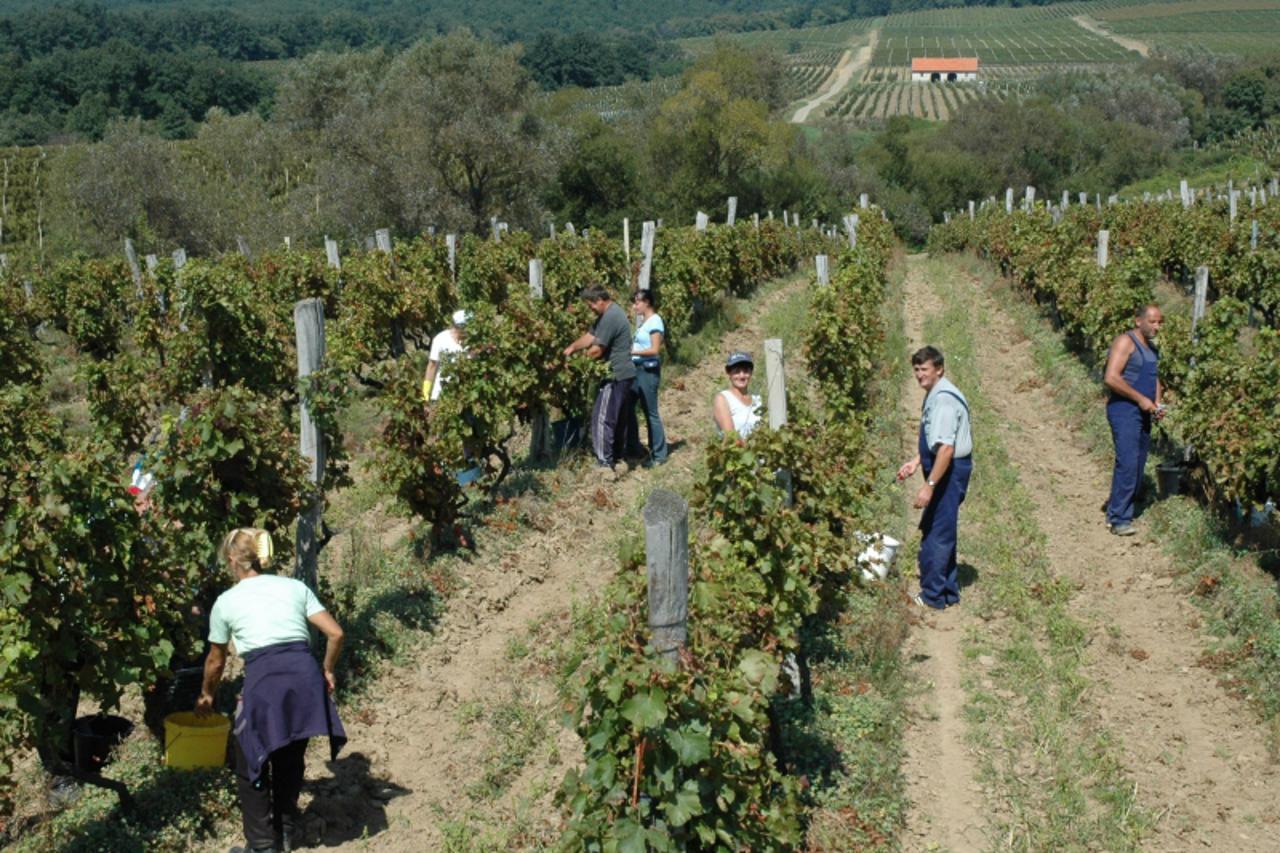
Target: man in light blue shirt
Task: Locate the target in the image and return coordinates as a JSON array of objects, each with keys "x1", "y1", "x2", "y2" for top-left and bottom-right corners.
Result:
[{"x1": 897, "y1": 346, "x2": 973, "y2": 608}]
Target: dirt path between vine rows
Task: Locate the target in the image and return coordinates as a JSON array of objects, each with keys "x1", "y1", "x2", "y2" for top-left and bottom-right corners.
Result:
[
  {"x1": 253, "y1": 280, "x2": 810, "y2": 851},
  {"x1": 898, "y1": 255, "x2": 987, "y2": 852},
  {"x1": 956, "y1": 261, "x2": 1279, "y2": 849},
  {"x1": 789, "y1": 29, "x2": 879, "y2": 124},
  {"x1": 1073, "y1": 15, "x2": 1151, "y2": 58}
]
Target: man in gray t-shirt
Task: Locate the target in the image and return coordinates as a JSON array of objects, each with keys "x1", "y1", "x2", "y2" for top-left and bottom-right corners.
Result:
[{"x1": 564, "y1": 285, "x2": 639, "y2": 474}]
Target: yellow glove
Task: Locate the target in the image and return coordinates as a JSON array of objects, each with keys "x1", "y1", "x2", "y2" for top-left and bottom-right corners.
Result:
[{"x1": 422, "y1": 376, "x2": 433, "y2": 403}]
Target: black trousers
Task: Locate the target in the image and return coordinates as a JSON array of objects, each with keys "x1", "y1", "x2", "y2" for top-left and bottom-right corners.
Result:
[{"x1": 234, "y1": 736, "x2": 307, "y2": 849}]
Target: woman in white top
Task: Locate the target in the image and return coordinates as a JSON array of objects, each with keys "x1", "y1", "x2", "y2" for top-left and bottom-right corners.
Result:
[
  {"x1": 198, "y1": 528, "x2": 346, "y2": 853},
  {"x1": 712, "y1": 351, "x2": 762, "y2": 437},
  {"x1": 626, "y1": 289, "x2": 668, "y2": 464}
]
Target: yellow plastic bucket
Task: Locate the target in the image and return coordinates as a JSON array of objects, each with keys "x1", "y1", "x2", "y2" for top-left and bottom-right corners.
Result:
[{"x1": 164, "y1": 711, "x2": 230, "y2": 769}]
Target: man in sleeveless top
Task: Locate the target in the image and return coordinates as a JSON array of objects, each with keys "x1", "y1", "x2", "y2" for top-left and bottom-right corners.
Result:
[
  {"x1": 1103, "y1": 304, "x2": 1164, "y2": 536},
  {"x1": 897, "y1": 346, "x2": 973, "y2": 609}
]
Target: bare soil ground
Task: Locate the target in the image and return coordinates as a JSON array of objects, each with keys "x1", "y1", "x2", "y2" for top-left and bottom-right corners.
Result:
[
  {"x1": 790, "y1": 29, "x2": 879, "y2": 124},
  {"x1": 898, "y1": 256, "x2": 987, "y2": 852},
  {"x1": 1073, "y1": 15, "x2": 1152, "y2": 57},
  {"x1": 198, "y1": 281, "x2": 812, "y2": 851},
  {"x1": 958, "y1": 262, "x2": 1279, "y2": 849}
]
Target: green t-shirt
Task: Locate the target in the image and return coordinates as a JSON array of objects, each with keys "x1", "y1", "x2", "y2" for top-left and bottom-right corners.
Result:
[
  {"x1": 592, "y1": 302, "x2": 638, "y2": 381},
  {"x1": 208, "y1": 574, "x2": 326, "y2": 656}
]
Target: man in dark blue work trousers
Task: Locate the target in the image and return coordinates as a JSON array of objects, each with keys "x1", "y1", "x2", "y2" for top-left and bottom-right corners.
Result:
[
  {"x1": 898, "y1": 346, "x2": 973, "y2": 609},
  {"x1": 1103, "y1": 304, "x2": 1165, "y2": 536}
]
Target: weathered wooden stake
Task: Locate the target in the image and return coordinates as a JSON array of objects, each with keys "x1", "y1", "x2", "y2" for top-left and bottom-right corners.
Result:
[
  {"x1": 859, "y1": 193, "x2": 869, "y2": 209},
  {"x1": 145, "y1": 254, "x2": 158, "y2": 274},
  {"x1": 294, "y1": 298, "x2": 326, "y2": 592},
  {"x1": 1097, "y1": 229, "x2": 1110, "y2": 268},
  {"x1": 815, "y1": 255, "x2": 830, "y2": 286},
  {"x1": 1062, "y1": 190, "x2": 1070, "y2": 208},
  {"x1": 765, "y1": 338, "x2": 787, "y2": 430},
  {"x1": 325, "y1": 237, "x2": 341, "y2": 270},
  {"x1": 1181, "y1": 179, "x2": 1191, "y2": 208},
  {"x1": 1251, "y1": 219, "x2": 1259, "y2": 250},
  {"x1": 1005, "y1": 188, "x2": 1014, "y2": 213},
  {"x1": 1024, "y1": 186, "x2": 1035, "y2": 210},
  {"x1": 644, "y1": 489, "x2": 689, "y2": 664},
  {"x1": 727, "y1": 196, "x2": 737, "y2": 226},
  {"x1": 445, "y1": 234, "x2": 457, "y2": 279},
  {"x1": 1229, "y1": 192, "x2": 1238, "y2": 223},
  {"x1": 172, "y1": 248, "x2": 187, "y2": 269},
  {"x1": 695, "y1": 211, "x2": 709, "y2": 231},
  {"x1": 968, "y1": 200, "x2": 975, "y2": 221},
  {"x1": 623, "y1": 218, "x2": 630, "y2": 262},
  {"x1": 375, "y1": 228, "x2": 392, "y2": 253},
  {"x1": 1078, "y1": 192, "x2": 1088, "y2": 206},
  {"x1": 638, "y1": 221, "x2": 656, "y2": 290},
  {"x1": 124, "y1": 238, "x2": 143, "y2": 295}
]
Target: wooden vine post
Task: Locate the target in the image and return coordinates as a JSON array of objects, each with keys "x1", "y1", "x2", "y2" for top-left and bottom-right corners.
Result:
[
  {"x1": 293, "y1": 298, "x2": 326, "y2": 592},
  {"x1": 726, "y1": 196, "x2": 737, "y2": 226},
  {"x1": 695, "y1": 211, "x2": 709, "y2": 232},
  {"x1": 1096, "y1": 229, "x2": 1110, "y2": 269},
  {"x1": 324, "y1": 237, "x2": 341, "y2": 270},
  {"x1": 815, "y1": 255, "x2": 830, "y2": 286},
  {"x1": 124, "y1": 238, "x2": 143, "y2": 298},
  {"x1": 859, "y1": 193, "x2": 869, "y2": 209},
  {"x1": 1005, "y1": 187, "x2": 1014, "y2": 214},
  {"x1": 623, "y1": 218, "x2": 630, "y2": 262},
  {"x1": 445, "y1": 234, "x2": 457, "y2": 280},
  {"x1": 764, "y1": 338, "x2": 792, "y2": 505},
  {"x1": 644, "y1": 489, "x2": 689, "y2": 665},
  {"x1": 528, "y1": 259, "x2": 554, "y2": 463}
]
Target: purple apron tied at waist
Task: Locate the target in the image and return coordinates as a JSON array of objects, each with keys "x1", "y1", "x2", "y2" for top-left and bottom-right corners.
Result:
[{"x1": 235, "y1": 640, "x2": 346, "y2": 782}]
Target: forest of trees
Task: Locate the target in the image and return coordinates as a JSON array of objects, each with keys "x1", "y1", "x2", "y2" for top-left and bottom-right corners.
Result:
[{"x1": 0, "y1": 0, "x2": 1106, "y2": 145}]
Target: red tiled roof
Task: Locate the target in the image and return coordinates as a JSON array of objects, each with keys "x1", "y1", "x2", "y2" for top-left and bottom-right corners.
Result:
[{"x1": 911, "y1": 57, "x2": 980, "y2": 73}]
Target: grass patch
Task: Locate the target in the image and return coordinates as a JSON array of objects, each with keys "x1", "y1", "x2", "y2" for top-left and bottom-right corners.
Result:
[
  {"x1": 788, "y1": 248, "x2": 913, "y2": 851},
  {"x1": 952, "y1": 252, "x2": 1280, "y2": 755},
  {"x1": 922, "y1": 256, "x2": 1150, "y2": 851}
]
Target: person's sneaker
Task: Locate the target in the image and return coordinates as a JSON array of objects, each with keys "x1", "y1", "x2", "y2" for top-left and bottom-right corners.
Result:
[{"x1": 1109, "y1": 523, "x2": 1137, "y2": 536}]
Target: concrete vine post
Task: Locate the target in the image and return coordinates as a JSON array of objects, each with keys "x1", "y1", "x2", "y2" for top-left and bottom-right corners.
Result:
[
  {"x1": 859, "y1": 193, "x2": 869, "y2": 209},
  {"x1": 375, "y1": 228, "x2": 392, "y2": 253},
  {"x1": 968, "y1": 200, "x2": 975, "y2": 220},
  {"x1": 1005, "y1": 187, "x2": 1014, "y2": 214},
  {"x1": 695, "y1": 211, "x2": 709, "y2": 232},
  {"x1": 638, "y1": 220, "x2": 656, "y2": 290},
  {"x1": 644, "y1": 489, "x2": 689, "y2": 665},
  {"x1": 1097, "y1": 230, "x2": 1110, "y2": 269},
  {"x1": 1252, "y1": 220, "x2": 1259, "y2": 250},
  {"x1": 727, "y1": 196, "x2": 737, "y2": 226},
  {"x1": 446, "y1": 234, "x2": 457, "y2": 280},
  {"x1": 324, "y1": 238, "x2": 341, "y2": 270},
  {"x1": 293, "y1": 298, "x2": 327, "y2": 593},
  {"x1": 623, "y1": 218, "x2": 630, "y2": 262},
  {"x1": 815, "y1": 255, "x2": 830, "y2": 286},
  {"x1": 1192, "y1": 267, "x2": 1209, "y2": 337}
]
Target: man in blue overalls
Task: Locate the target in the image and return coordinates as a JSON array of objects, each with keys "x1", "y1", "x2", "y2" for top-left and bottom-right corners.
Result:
[
  {"x1": 897, "y1": 346, "x2": 973, "y2": 609},
  {"x1": 1103, "y1": 304, "x2": 1164, "y2": 536}
]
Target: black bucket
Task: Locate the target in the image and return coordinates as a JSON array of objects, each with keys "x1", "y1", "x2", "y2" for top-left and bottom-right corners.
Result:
[
  {"x1": 73, "y1": 715, "x2": 134, "y2": 773},
  {"x1": 1156, "y1": 463, "x2": 1184, "y2": 499}
]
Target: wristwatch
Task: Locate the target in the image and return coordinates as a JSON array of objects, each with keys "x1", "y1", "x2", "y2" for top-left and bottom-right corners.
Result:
[{"x1": 926, "y1": 478, "x2": 937, "y2": 487}]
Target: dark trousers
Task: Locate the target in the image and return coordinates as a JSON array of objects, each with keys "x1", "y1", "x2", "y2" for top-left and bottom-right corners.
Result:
[
  {"x1": 591, "y1": 377, "x2": 636, "y2": 467},
  {"x1": 1106, "y1": 402, "x2": 1150, "y2": 526},
  {"x1": 234, "y1": 736, "x2": 307, "y2": 849},
  {"x1": 918, "y1": 457, "x2": 973, "y2": 608},
  {"x1": 626, "y1": 366, "x2": 668, "y2": 463}
]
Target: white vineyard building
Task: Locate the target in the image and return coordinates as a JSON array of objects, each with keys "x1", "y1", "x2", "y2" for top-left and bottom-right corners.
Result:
[{"x1": 910, "y1": 57, "x2": 979, "y2": 82}]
